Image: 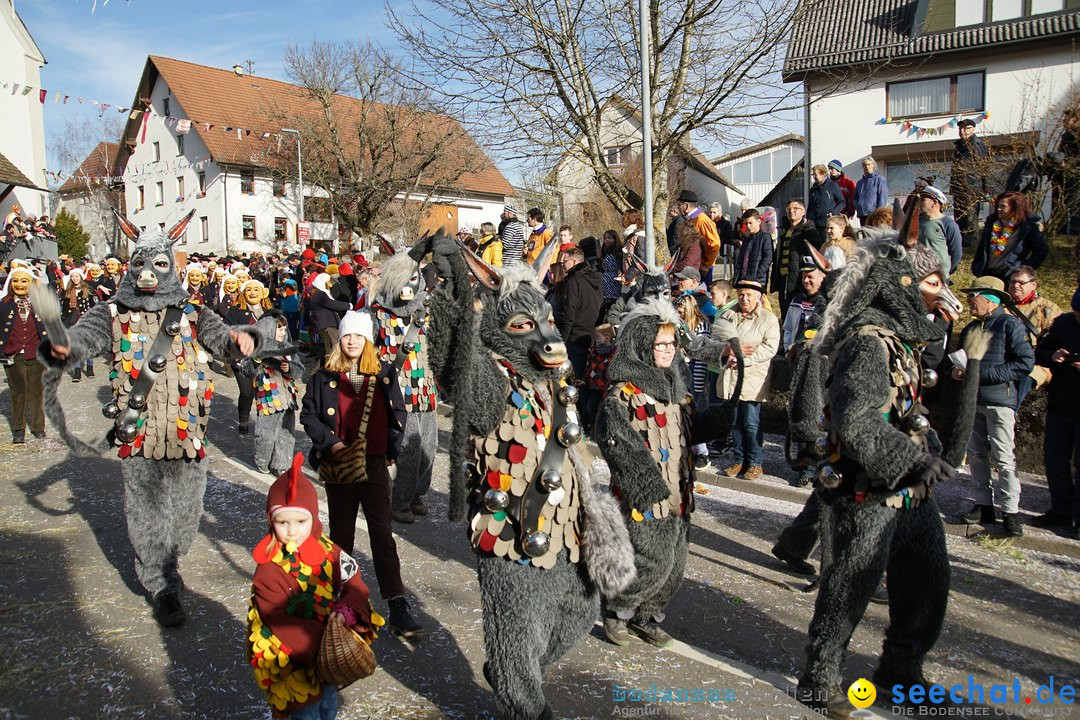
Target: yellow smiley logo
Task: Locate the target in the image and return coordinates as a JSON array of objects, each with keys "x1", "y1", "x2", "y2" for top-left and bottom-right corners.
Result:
[{"x1": 848, "y1": 678, "x2": 876, "y2": 709}]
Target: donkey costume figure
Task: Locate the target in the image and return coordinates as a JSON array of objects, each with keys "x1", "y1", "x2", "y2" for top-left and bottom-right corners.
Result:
[
  {"x1": 423, "y1": 231, "x2": 635, "y2": 720},
  {"x1": 795, "y1": 197, "x2": 988, "y2": 718},
  {"x1": 33, "y1": 210, "x2": 289, "y2": 627},
  {"x1": 368, "y1": 244, "x2": 438, "y2": 523}
]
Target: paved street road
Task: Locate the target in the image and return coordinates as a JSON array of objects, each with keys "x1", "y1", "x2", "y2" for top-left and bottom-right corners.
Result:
[{"x1": 1, "y1": 370, "x2": 1078, "y2": 719}]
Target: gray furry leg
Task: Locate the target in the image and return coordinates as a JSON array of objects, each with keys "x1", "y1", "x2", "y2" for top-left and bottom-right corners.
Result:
[
  {"x1": 269, "y1": 409, "x2": 296, "y2": 474},
  {"x1": 393, "y1": 411, "x2": 437, "y2": 509},
  {"x1": 635, "y1": 517, "x2": 689, "y2": 622},
  {"x1": 607, "y1": 516, "x2": 681, "y2": 620},
  {"x1": 253, "y1": 412, "x2": 282, "y2": 472},
  {"x1": 122, "y1": 458, "x2": 207, "y2": 596},
  {"x1": 801, "y1": 499, "x2": 896, "y2": 689},
  {"x1": 479, "y1": 553, "x2": 595, "y2": 720},
  {"x1": 878, "y1": 497, "x2": 950, "y2": 681}
]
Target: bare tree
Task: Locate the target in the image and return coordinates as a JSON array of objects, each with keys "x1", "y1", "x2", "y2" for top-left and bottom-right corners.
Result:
[
  {"x1": 260, "y1": 40, "x2": 492, "y2": 241},
  {"x1": 390, "y1": 0, "x2": 819, "y2": 230}
]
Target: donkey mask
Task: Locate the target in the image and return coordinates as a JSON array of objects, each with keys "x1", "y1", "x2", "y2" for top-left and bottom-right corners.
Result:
[{"x1": 112, "y1": 209, "x2": 195, "y2": 312}]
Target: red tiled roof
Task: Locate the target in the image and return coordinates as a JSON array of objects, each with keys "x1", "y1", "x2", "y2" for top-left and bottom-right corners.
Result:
[
  {"x1": 117, "y1": 56, "x2": 513, "y2": 198},
  {"x1": 57, "y1": 142, "x2": 120, "y2": 194}
]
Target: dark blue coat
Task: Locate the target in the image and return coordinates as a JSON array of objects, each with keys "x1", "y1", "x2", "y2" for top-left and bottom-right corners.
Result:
[
  {"x1": 971, "y1": 212, "x2": 1049, "y2": 280},
  {"x1": 807, "y1": 178, "x2": 845, "y2": 227},
  {"x1": 734, "y1": 230, "x2": 773, "y2": 285},
  {"x1": 957, "y1": 306, "x2": 1034, "y2": 410},
  {"x1": 300, "y1": 362, "x2": 407, "y2": 468},
  {"x1": 308, "y1": 290, "x2": 352, "y2": 332}
]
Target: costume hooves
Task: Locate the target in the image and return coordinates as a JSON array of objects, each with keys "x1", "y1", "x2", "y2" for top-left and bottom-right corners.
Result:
[{"x1": 152, "y1": 591, "x2": 186, "y2": 627}]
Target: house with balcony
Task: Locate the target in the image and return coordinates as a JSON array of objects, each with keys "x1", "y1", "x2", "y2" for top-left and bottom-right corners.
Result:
[
  {"x1": 0, "y1": 0, "x2": 47, "y2": 225},
  {"x1": 784, "y1": 0, "x2": 1080, "y2": 205},
  {"x1": 113, "y1": 55, "x2": 514, "y2": 256}
]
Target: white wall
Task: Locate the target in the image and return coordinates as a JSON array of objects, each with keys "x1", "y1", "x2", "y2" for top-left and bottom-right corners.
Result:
[
  {"x1": 715, "y1": 140, "x2": 805, "y2": 206},
  {"x1": 57, "y1": 191, "x2": 116, "y2": 260},
  {"x1": 0, "y1": 1, "x2": 46, "y2": 222},
  {"x1": 807, "y1": 44, "x2": 1079, "y2": 200}
]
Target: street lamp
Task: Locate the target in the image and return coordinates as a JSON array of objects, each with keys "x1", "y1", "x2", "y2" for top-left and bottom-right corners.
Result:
[{"x1": 279, "y1": 128, "x2": 304, "y2": 224}]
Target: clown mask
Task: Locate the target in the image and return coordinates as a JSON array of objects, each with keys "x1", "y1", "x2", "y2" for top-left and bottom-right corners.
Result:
[
  {"x1": 235, "y1": 269, "x2": 251, "y2": 283},
  {"x1": 86, "y1": 264, "x2": 103, "y2": 280},
  {"x1": 207, "y1": 261, "x2": 218, "y2": 274},
  {"x1": 186, "y1": 268, "x2": 205, "y2": 288},
  {"x1": 242, "y1": 280, "x2": 266, "y2": 306},
  {"x1": 8, "y1": 270, "x2": 33, "y2": 296},
  {"x1": 222, "y1": 276, "x2": 240, "y2": 294},
  {"x1": 105, "y1": 258, "x2": 121, "y2": 275}
]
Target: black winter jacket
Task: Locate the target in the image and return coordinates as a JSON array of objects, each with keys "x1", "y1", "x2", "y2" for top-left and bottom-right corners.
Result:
[
  {"x1": 553, "y1": 262, "x2": 603, "y2": 348},
  {"x1": 771, "y1": 221, "x2": 821, "y2": 295},
  {"x1": 300, "y1": 363, "x2": 407, "y2": 468},
  {"x1": 308, "y1": 290, "x2": 352, "y2": 331},
  {"x1": 1035, "y1": 312, "x2": 1080, "y2": 418},
  {"x1": 956, "y1": 307, "x2": 1034, "y2": 409},
  {"x1": 971, "y1": 212, "x2": 1049, "y2": 280},
  {"x1": 734, "y1": 230, "x2": 773, "y2": 285},
  {"x1": 807, "y1": 179, "x2": 845, "y2": 227}
]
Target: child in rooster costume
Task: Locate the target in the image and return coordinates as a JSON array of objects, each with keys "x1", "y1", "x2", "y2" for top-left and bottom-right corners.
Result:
[{"x1": 248, "y1": 452, "x2": 381, "y2": 718}]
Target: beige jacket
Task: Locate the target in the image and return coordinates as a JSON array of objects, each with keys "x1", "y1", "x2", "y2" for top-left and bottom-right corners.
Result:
[{"x1": 716, "y1": 304, "x2": 780, "y2": 402}]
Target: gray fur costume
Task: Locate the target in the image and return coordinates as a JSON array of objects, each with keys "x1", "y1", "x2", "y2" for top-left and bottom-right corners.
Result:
[
  {"x1": 796, "y1": 231, "x2": 987, "y2": 718},
  {"x1": 424, "y1": 232, "x2": 635, "y2": 720},
  {"x1": 369, "y1": 249, "x2": 438, "y2": 515},
  {"x1": 32, "y1": 211, "x2": 288, "y2": 626},
  {"x1": 243, "y1": 314, "x2": 305, "y2": 475}
]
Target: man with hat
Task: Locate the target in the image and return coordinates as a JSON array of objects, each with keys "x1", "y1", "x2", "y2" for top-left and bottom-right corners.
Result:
[
  {"x1": 718, "y1": 279, "x2": 780, "y2": 481},
  {"x1": 953, "y1": 276, "x2": 1034, "y2": 537},
  {"x1": 826, "y1": 160, "x2": 856, "y2": 218},
  {"x1": 498, "y1": 205, "x2": 526, "y2": 267},
  {"x1": 782, "y1": 251, "x2": 828, "y2": 354},
  {"x1": 952, "y1": 118, "x2": 990, "y2": 243},
  {"x1": 918, "y1": 186, "x2": 955, "y2": 277},
  {"x1": 1031, "y1": 286, "x2": 1080, "y2": 538},
  {"x1": 676, "y1": 190, "x2": 720, "y2": 282}
]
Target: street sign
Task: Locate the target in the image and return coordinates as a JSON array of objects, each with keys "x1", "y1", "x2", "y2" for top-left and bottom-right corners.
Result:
[{"x1": 297, "y1": 221, "x2": 310, "y2": 243}]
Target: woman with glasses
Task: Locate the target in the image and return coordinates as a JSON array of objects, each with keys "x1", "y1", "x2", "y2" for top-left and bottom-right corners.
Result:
[{"x1": 972, "y1": 191, "x2": 1049, "y2": 280}]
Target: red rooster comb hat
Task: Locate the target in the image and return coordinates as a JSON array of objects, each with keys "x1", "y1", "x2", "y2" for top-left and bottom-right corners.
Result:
[{"x1": 252, "y1": 453, "x2": 326, "y2": 565}]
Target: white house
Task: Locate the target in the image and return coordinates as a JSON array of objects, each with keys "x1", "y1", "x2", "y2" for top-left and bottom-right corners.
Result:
[
  {"x1": 712, "y1": 134, "x2": 806, "y2": 206},
  {"x1": 548, "y1": 96, "x2": 745, "y2": 234},
  {"x1": 784, "y1": 1, "x2": 1080, "y2": 205},
  {"x1": 113, "y1": 56, "x2": 514, "y2": 257},
  {"x1": 0, "y1": 0, "x2": 47, "y2": 224},
  {"x1": 55, "y1": 141, "x2": 124, "y2": 260}
]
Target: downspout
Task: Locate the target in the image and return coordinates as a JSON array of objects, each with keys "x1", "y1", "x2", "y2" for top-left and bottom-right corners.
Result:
[
  {"x1": 803, "y1": 80, "x2": 811, "y2": 205},
  {"x1": 221, "y1": 165, "x2": 229, "y2": 256}
]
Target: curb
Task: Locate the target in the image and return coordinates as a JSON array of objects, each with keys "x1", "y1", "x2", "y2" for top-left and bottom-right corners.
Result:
[{"x1": 711, "y1": 473, "x2": 1080, "y2": 561}]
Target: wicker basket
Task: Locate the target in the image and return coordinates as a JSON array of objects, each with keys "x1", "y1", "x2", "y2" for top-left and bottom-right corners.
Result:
[{"x1": 317, "y1": 621, "x2": 377, "y2": 688}]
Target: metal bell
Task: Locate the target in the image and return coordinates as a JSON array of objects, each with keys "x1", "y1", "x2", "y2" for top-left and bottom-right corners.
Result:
[
  {"x1": 403, "y1": 342, "x2": 415, "y2": 353},
  {"x1": 422, "y1": 296, "x2": 431, "y2": 307},
  {"x1": 558, "y1": 359, "x2": 573, "y2": 378},
  {"x1": 922, "y1": 368, "x2": 938, "y2": 388},
  {"x1": 522, "y1": 530, "x2": 550, "y2": 558},
  {"x1": 907, "y1": 414, "x2": 930, "y2": 433},
  {"x1": 816, "y1": 414, "x2": 827, "y2": 431},
  {"x1": 116, "y1": 422, "x2": 138, "y2": 443},
  {"x1": 128, "y1": 392, "x2": 147, "y2": 410},
  {"x1": 606, "y1": 437, "x2": 617, "y2": 448},
  {"x1": 557, "y1": 422, "x2": 582, "y2": 447},
  {"x1": 539, "y1": 469, "x2": 563, "y2": 492},
  {"x1": 815, "y1": 436, "x2": 829, "y2": 456},
  {"x1": 148, "y1": 354, "x2": 167, "y2": 373},
  {"x1": 165, "y1": 320, "x2": 181, "y2": 336},
  {"x1": 483, "y1": 489, "x2": 509, "y2": 512},
  {"x1": 101, "y1": 400, "x2": 121, "y2": 419},
  {"x1": 558, "y1": 384, "x2": 579, "y2": 406},
  {"x1": 817, "y1": 464, "x2": 842, "y2": 490}
]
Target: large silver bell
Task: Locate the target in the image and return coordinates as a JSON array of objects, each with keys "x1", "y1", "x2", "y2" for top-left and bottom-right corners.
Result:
[
  {"x1": 128, "y1": 392, "x2": 147, "y2": 410},
  {"x1": 558, "y1": 384, "x2": 579, "y2": 406},
  {"x1": 557, "y1": 422, "x2": 582, "y2": 447},
  {"x1": 606, "y1": 437, "x2": 617, "y2": 448},
  {"x1": 116, "y1": 422, "x2": 138, "y2": 443},
  {"x1": 164, "y1": 320, "x2": 181, "y2": 336},
  {"x1": 815, "y1": 436, "x2": 830, "y2": 456},
  {"x1": 539, "y1": 469, "x2": 563, "y2": 492},
  {"x1": 558, "y1": 359, "x2": 573, "y2": 378},
  {"x1": 101, "y1": 400, "x2": 121, "y2": 419},
  {"x1": 817, "y1": 464, "x2": 842, "y2": 490},
  {"x1": 922, "y1": 369, "x2": 938, "y2": 388},
  {"x1": 148, "y1": 354, "x2": 167, "y2": 373},
  {"x1": 907, "y1": 414, "x2": 930, "y2": 433},
  {"x1": 483, "y1": 489, "x2": 509, "y2": 512},
  {"x1": 522, "y1": 530, "x2": 550, "y2": 558}
]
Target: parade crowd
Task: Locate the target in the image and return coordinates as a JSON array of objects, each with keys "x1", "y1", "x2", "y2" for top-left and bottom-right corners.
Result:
[{"x1": 1, "y1": 121, "x2": 1079, "y2": 720}]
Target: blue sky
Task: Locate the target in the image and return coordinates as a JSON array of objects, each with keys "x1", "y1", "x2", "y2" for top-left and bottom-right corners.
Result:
[{"x1": 17, "y1": 0, "x2": 392, "y2": 171}]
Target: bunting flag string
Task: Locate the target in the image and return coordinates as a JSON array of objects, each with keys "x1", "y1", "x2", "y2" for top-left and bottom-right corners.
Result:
[
  {"x1": 0, "y1": 78, "x2": 293, "y2": 146},
  {"x1": 876, "y1": 112, "x2": 991, "y2": 139},
  {"x1": 45, "y1": 153, "x2": 212, "y2": 185}
]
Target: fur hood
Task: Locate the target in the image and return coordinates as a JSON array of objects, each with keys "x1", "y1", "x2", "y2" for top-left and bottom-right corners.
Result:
[
  {"x1": 372, "y1": 252, "x2": 427, "y2": 317},
  {"x1": 607, "y1": 299, "x2": 687, "y2": 403}
]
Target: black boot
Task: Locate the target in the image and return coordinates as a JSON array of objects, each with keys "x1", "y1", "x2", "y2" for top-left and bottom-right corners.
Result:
[
  {"x1": 238, "y1": 421, "x2": 250, "y2": 435},
  {"x1": 152, "y1": 590, "x2": 186, "y2": 627},
  {"x1": 12, "y1": 429, "x2": 25, "y2": 444},
  {"x1": 796, "y1": 682, "x2": 852, "y2": 719},
  {"x1": 387, "y1": 596, "x2": 423, "y2": 638},
  {"x1": 1002, "y1": 513, "x2": 1024, "y2": 537},
  {"x1": 960, "y1": 504, "x2": 995, "y2": 525}
]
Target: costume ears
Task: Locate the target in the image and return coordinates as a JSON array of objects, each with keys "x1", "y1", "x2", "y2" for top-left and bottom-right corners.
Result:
[
  {"x1": 530, "y1": 234, "x2": 560, "y2": 282},
  {"x1": 456, "y1": 236, "x2": 501, "y2": 291},
  {"x1": 893, "y1": 194, "x2": 919, "y2": 248},
  {"x1": 112, "y1": 208, "x2": 140, "y2": 241},
  {"x1": 167, "y1": 210, "x2": 197, "y2": 246},
  {"x1": 377, "y1": 234, "x2": 397, "y2": 256},
  {"x1": 806, "y1": 242, "x2": 832, "y2": 272}
]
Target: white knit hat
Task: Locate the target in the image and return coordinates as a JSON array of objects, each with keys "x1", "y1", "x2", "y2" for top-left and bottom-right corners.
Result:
[{"x1": 338, "y1": 310, "x2": 373, "y2": 342}]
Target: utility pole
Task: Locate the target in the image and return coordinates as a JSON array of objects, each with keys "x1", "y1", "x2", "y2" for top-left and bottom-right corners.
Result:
[{"x1": 639, "y1": 0, "x2": 655, "y2": 266}]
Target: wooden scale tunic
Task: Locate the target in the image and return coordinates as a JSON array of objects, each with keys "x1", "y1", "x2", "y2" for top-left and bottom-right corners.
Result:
[
  {"x1": 372, "y1": 304, "x2": 437, "y2": 413},
  {"x1": 614, "y1": 382, "x2": 693, "y2": 521},
  {"x1": 467, "y1": 359, "x2": 581, "y2": 569},
  {"x1": 108, "y1": 303, "x2": 214, "y2": 460}
]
